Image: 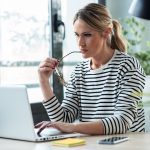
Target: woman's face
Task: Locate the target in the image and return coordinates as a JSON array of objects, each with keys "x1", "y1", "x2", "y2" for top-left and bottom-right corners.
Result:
[{"x1": 73, "y1": 19, "x2": 105, "y2": 59}]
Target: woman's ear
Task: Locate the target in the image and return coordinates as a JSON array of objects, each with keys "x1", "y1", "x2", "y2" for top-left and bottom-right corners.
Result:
[{"x1": 102, "y1": 28, "x2": 112, "y2": 38}]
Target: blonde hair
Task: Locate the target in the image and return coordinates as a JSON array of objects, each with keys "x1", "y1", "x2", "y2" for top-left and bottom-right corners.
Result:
[{"x1": 73, "y1": 3, "x2": 127, "y2": 52}]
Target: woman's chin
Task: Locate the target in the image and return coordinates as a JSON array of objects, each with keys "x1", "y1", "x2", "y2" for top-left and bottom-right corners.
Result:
[{"x1": 81, "y1": 54, "x2": 89, "y2": 59}]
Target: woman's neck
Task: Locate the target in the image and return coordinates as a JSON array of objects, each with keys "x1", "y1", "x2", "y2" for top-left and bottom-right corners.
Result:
[{"x1": 91, "y1": 48, "x2": 115, "y2": 70}]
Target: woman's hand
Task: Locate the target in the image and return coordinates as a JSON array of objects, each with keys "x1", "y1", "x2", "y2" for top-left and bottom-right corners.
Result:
[
  {"x1": 35, "y1": 121, "x2": 75, "y2": 135},
  {"x1": 38, "y1": 58, "x2": 58, "y2": 83}
]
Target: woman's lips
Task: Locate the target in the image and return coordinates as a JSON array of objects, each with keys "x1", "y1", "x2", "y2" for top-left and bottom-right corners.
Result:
[{"x1": 80, "y1": 49, "x2": 88, "y2": 53}]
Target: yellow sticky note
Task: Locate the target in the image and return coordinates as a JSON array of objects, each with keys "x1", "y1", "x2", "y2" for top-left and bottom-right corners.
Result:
[{"x1": 52, "y1": 138, "x2": 86, "y2": 147}]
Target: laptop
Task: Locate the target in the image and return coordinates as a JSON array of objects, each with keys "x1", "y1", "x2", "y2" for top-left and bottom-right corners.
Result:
[{"x1": 0, "y1": 85, "x2": 83, "y2": 142}]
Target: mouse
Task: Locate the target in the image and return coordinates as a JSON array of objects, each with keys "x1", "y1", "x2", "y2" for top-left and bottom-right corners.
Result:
[{"x1": 40, "y1": 127, "x2": 62, "y2": 136}]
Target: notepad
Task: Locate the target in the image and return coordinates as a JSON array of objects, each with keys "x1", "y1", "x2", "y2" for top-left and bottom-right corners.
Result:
[{"x1": 52, "y1": 138, "x2": 86, "y2": 147}]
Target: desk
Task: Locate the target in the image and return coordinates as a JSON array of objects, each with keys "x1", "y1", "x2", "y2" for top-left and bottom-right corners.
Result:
[{"x1": 0, "y1": 132, "x2": 150, "y2": 150}]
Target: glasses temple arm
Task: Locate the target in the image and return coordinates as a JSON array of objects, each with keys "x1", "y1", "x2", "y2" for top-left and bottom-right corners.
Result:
[{"x1": 58, "y1": 51, "x2": 81, "y2": 62}]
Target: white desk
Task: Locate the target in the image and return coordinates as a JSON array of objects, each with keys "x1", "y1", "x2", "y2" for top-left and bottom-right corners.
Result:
[{"x1": 0, "y1": 132, "x2": 150, "y2": 150}]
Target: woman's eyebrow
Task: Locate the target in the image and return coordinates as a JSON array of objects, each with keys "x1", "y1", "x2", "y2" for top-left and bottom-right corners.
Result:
[
  {"x1": 74, "y1": 31, "x2": 92, "y2": 35},
  {"x1": 82, "y1": 32, "x2": 92, "y2": 34}
]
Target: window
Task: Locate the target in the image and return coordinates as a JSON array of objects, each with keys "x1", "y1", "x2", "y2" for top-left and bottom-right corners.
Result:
[{"x1": 0, "y1": 0, "x2": 51, "y2": 102}]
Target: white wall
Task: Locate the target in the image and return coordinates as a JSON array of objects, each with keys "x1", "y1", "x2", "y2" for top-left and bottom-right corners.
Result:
[{"x1": 106, "y1": 0, "x2": 132, "y2": 19}]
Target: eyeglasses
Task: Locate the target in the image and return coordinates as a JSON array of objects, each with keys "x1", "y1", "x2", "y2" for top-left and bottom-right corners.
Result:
[{"x1": 55, "y1": 51, "x2": 81, "y2": 87}]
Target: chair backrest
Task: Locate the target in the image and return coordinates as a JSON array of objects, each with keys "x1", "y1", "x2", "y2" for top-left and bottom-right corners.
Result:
[{"x1": 30, "y1": 102, "x2": 50, "y2": 125}]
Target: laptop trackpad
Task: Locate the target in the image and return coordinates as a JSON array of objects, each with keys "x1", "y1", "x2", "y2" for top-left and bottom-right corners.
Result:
[{"x1": 38, "y1": 128, "x2": 62, "y2": 136}]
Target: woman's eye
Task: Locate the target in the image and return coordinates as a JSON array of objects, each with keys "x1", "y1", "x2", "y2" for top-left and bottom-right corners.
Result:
[
  {"x1": 74, "y1": 33, "x2": 92, "y2": 38},
  {"x1": 84, "y1": 33, "x2": 92, "y2": 37}
]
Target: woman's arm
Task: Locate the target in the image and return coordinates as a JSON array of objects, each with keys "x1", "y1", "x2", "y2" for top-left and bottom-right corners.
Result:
[
  {"x1": 35, "y1": 121, "x2": 105, "y2": 135},
  {"x1": 42, "y1": 70, "x2": 80, "y2": 123},
  {"x1": 101, "y1": 68, "x2": 146, "y2": 134},
  {"x1": 73, "y1": 121, "x2": 104, "y2": 135},
  {"x1": 38, "y1": 57, "x2": 58, "y2": 101},
  {"x1": 39, "y1": 79, "x2": 54, "y2": 101}
]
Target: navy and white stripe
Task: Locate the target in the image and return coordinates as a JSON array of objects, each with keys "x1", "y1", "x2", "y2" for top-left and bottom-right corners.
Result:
[{"x1": 43, "y1": 50, "x2": 146, "y2": 135}]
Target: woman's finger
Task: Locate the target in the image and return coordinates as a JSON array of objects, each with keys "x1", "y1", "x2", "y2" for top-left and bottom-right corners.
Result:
[
  {"x1": 39, "y1": 58, "x2": 58, "y2": 70},
  {"x1": 34, "y1": 121, "x2": 45, "y2": 128},
  {"x1": 37, "y1": 121, "x2": 51, "y2": 135}
]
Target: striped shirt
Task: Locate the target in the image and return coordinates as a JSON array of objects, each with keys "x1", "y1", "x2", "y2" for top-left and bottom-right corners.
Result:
[{"x1": 43, "y1": 50, "x2": 146, "y2": 135}]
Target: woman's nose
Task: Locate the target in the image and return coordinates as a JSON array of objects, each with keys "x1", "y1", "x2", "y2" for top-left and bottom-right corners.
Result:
[{"x1": 78, "y1": 37, "x2": 86, "y2": 47}]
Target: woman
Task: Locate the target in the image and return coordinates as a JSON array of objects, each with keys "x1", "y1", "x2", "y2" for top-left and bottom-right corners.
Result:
[{"x1": 36, "y1": 3, "x2": 146, "y2": 135}]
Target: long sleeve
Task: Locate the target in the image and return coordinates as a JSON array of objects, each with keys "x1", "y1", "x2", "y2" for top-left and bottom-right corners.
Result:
[
  {"x1": 43, "y1": 84, "x2": 79, "y2": 122},
  {"x1": 101, "y1": 68, "x2": 145, "y2": 134}
]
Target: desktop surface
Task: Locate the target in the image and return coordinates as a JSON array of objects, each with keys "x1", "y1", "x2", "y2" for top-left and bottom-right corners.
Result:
[{"x1": 0, "y1": 132, "x2": 150, "y2": 150}]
